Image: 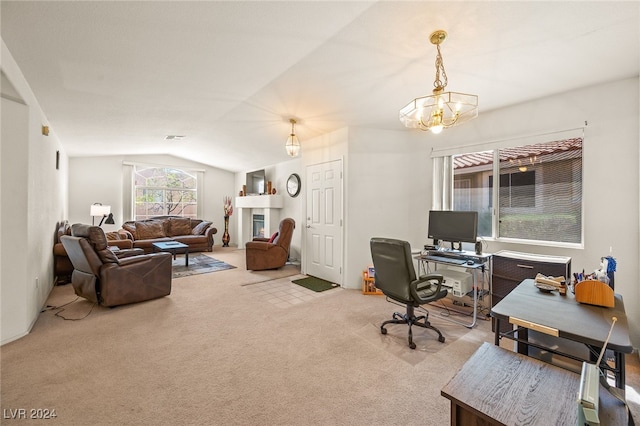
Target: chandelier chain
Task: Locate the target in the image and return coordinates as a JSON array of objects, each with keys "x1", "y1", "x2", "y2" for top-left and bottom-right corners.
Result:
[{"x1": 433, "y1": 44, "x2": 448, "y2": 91}]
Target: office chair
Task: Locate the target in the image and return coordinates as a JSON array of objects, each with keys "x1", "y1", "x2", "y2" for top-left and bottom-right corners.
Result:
[{"x1": 370, "y1": 237, "x2": 447, "y2": 349}]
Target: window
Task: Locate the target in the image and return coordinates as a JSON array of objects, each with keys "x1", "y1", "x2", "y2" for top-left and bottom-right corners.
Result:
[
  {"x1": 450, "y1": 137, "x2": 583, "y2": 245},
  {"x1": 134, "y1": 167, "x2": 197, "y2": 220}
]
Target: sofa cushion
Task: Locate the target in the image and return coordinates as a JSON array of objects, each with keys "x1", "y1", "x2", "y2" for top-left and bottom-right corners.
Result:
[
  {"x1": 136, "y1": 220, "x2": 166, "y2": 240},
  {"x1": 192, "y1": 221, "x2": 212, "y2": 235},
  {"x1": 173, "y1": 235, "x2": 208, "y2": 245},
  {"x1": 169, "y1": 217, "x2": 191, "y2": 236},
  {"x1": 269, "y1": 232, "x2": 279, "y2": 243},
  {"x1": 122, "y1": 222, "x2": 138, "y2": 239}
]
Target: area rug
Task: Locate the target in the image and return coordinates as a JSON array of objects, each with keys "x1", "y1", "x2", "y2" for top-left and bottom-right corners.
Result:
[
  {"x1": 291, "y1": 276, "x2": 339, "y2": 292},
  {"x1": 172, "y1": 254, "x2": 235, "y2": 278}
]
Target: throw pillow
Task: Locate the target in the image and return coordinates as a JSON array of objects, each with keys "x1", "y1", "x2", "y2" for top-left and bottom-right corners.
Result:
[
  {"x1": 169, "y1": 217, "x2": 191, "y2": 236},
  {"x1": 135, "y1": 220, "x2": 166, "y2": 240},
  {"x1": 269, "y1": 232, "x2": 279, "y2": 243},
  {"x1": 192, "y1": 221, "x2": 212, "y2": 235}
]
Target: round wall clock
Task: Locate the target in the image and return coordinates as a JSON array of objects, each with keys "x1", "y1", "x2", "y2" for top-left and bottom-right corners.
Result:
[{"x1": 286, "y1": 173, "x2": 301, "y2": 197}]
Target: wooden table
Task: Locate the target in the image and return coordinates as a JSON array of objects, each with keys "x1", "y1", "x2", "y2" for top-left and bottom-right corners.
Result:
[
  {"x1": 152, "y1": 241, "x2": 189, "y2": 266},
  {"x1": 490, "y1": 279, "x2": 632, "y2": 388},
  {"x1": 441, "y1": 342, "x2": 627, "y2": 426}
]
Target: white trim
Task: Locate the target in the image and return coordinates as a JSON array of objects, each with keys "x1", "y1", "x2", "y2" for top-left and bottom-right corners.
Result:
[{"x1": 122, "y1": 160, "x2": 205, "y2": 173}]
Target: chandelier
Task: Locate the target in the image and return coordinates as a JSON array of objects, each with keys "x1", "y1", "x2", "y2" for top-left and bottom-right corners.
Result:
[
  {"x1": 285, "y1": 118, "x2": 300, "y2": 157},
  {"x1": 399, "y1": 30, "x2": 478, "y2": 134}
]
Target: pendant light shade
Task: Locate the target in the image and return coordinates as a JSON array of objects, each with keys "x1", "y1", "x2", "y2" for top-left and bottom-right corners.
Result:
[{"x1": 285, "y1": 118, "x2": 300, "y2": 157}]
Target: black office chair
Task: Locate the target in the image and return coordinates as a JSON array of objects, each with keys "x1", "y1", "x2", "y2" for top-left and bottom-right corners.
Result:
[{"x1": 370, "y1": 237, "x2": 447, "y2": 349}]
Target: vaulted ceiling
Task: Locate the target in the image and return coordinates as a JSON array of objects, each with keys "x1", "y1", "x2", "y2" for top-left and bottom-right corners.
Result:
[{"x1": 2, "y1": 1, "x2": 638, "y2": 172}]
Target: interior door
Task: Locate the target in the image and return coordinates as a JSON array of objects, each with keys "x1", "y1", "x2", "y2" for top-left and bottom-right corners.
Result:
[{"x1": 304, "y1": 159, "x2": 343, "y2": 285}]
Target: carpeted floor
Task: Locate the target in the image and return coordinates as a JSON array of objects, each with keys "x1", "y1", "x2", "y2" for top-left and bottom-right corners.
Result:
[{"x1": 1, "y1": 247, "x2": 638, "y2": 425}]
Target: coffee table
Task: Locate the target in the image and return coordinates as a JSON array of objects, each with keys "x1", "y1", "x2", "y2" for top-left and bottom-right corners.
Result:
[{"x1": 152, "y1": 241, "x2": 189, "y2": 266}]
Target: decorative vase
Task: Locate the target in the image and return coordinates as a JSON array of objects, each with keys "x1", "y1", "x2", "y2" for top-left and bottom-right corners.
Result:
[{"x1": 222, "y1": 215, "x2": 230, "y2": 247}]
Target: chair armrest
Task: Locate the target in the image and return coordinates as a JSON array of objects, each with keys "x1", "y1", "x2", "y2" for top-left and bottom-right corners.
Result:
[
  {"x1": 252, "y1": 237, "x2": 270, "y2": 242},
  {"x1": 410, "y1": 274, "x2": 445, "y2": 303},
  {"x1": 115, "y1": 248, "x2": 145, "y2": 259},
  {"x1": 117, "y1": 252, "x2": 169, "y2": 266},
  {"x1": 108, "y1": 239, "x2": 133, "y2": 250},
  {"x1": 245, "y1": 241, "x2": 274, "y2": 251},
  {"x1": 53, "y1": 243, "x2": 67, "y2": 256}
]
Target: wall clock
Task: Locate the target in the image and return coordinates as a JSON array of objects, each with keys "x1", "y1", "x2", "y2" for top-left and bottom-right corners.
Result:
[{"x1": 286, "y1": 173, "x2": 301, "y2": 197}]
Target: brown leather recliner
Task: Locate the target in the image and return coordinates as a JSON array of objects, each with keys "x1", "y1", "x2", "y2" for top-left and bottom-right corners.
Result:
[
  {"x1": 61, "y1": 224, "x2": 172, "y2": 307},
  {"x1": 53, "y1": 221, "x2": 136, "y2": 284},
  {"x1": 245, "y1": 218, "x2": 295, "y2": 271}
]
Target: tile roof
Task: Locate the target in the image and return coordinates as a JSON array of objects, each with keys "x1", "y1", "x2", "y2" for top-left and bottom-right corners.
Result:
[{"x1": 453, "y1": 138, "x2": 582, "y2": 169}]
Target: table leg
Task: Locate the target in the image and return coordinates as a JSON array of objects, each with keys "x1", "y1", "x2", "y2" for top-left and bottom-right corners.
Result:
[
  {"x1": 516, "y1": 327, "x2": 529, "y2": 355},
  {"x1": 615, "y1": 352, "x2": 625, "y2": 388},
  {"x1": 185, "y1": 248, "x2": 189, "y2": 266},
  {"x1": 494, "y1": 318, "x2": 501, "y2": 346}
]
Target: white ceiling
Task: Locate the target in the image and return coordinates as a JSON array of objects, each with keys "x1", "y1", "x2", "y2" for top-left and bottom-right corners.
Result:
[{"x1": 2, "y1": 1, "x2": 639, "y2": 172}]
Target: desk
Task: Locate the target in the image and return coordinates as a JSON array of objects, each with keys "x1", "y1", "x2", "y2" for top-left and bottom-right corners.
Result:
[
  {"x1": 417, "y1": 251, "x2": 492, "y2": 328},
  {"x1": 441, "y1": 342, "x2": 627, "y2": 426},
  {"x1": 491, "y1": 279, "x2": 632, "y2": 388}
]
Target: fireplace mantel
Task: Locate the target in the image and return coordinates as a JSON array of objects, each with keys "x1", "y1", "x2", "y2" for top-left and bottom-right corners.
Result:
[
  {"x1": 235, "y1": 195, "x2": 283, "y2": 248},
  {"x1": 235, "y1": 195, "x2": 283, "y2": 209}
]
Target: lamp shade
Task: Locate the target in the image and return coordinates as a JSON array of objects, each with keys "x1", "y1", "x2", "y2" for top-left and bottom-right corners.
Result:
[
  {"x1": 104, "y1": 213, "x2": 115, "y2": 225},
  {"x1": 90, "y1": 204, "x2": 111, "y2": 217}
]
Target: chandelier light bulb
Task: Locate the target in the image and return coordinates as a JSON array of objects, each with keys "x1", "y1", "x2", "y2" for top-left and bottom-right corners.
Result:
[{"x1": 430, "y1": 125, "x2": 444, "y2": 134}]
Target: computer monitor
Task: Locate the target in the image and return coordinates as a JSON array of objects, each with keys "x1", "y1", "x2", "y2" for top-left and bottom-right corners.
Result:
[{"x1": 428, "y1": 210, "x2": 478, "y2": 249}]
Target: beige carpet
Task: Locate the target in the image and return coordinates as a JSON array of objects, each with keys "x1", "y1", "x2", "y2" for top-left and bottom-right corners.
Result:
[{"x1": 1, "y1": 247, "x2": 637, "y2": 425}]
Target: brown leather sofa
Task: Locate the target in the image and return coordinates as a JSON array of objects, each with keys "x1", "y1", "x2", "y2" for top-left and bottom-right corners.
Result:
[
  {"x1": 61, "y1": 224, "x2": 172, "y2": 307},
  {"x1": 245, "y1": 218, "x2": 295, "y2": 270},
  {"x1": 120, "y1": 216, "x2": 217, "y2": 253},
  {"x1": 53, "y1": 221, "x2": 134, "y2": 284}
]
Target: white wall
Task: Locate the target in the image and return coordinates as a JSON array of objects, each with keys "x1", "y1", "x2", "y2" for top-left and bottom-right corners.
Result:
[
  {"x1": 345, "y1": 127, "x2": 429, "y2": 290},
  {"x1": 68, "y1": 155, "x2": 236, "y2": 241},
  {"x1": 1, "y1": 41, "x2": 68, "y2": 345}
]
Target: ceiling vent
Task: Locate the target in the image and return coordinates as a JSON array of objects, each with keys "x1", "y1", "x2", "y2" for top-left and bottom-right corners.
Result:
[{"x1": 165, "y1": 135, "x2": 185, "y2": 141}]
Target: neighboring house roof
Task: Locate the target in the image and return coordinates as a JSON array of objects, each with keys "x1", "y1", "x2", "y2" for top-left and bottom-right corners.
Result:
[{"x1": 453, "y1": 138, "x2": 583, "y2": 169}]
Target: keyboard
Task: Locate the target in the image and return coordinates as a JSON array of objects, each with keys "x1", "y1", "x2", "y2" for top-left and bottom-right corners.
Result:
[{"x1": 423, "y1": 255, "x2": 469, "y2": 265}]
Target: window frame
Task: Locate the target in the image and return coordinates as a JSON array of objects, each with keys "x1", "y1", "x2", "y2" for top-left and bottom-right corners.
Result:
[
  {"x1": 133, "y1": 166, "x2": 199, "y2": 220},
  {"x1": 434, "y1": 130, "x2": 584, "y2": 249}
]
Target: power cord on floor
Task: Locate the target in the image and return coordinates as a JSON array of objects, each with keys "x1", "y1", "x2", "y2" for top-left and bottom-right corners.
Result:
[{"x1": 41, "y1": 297, "x2": 96, "y2": 321}]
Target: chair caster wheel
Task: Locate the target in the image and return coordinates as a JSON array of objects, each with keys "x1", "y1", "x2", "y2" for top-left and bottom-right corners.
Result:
[
  {"x1": 438, "y1": 336, "x2": 445, "y2": 343},
  {"x1": 409, "y1": 342, "x2": 416, "y2": 349},
  {"x1": 381, "y1": 327, "x2": 387, "y2": 335}
]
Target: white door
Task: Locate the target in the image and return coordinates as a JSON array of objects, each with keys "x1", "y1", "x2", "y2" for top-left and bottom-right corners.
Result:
[{"x1": 305, "y1": 159, "x2": 343, "y2": 285}]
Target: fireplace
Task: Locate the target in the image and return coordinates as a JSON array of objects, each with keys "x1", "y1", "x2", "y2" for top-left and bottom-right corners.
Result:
[
  {"x1": 252, "y1": 214, "x2": 265, "y2": 239},
  {"x1": 234, "y1": 195, "x2": 283, "y2": 249}
]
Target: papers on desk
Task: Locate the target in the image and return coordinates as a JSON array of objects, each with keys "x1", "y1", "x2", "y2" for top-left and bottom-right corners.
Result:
[{"x1": 534, "y1": 273, "x2": 567, "y2": 294}]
